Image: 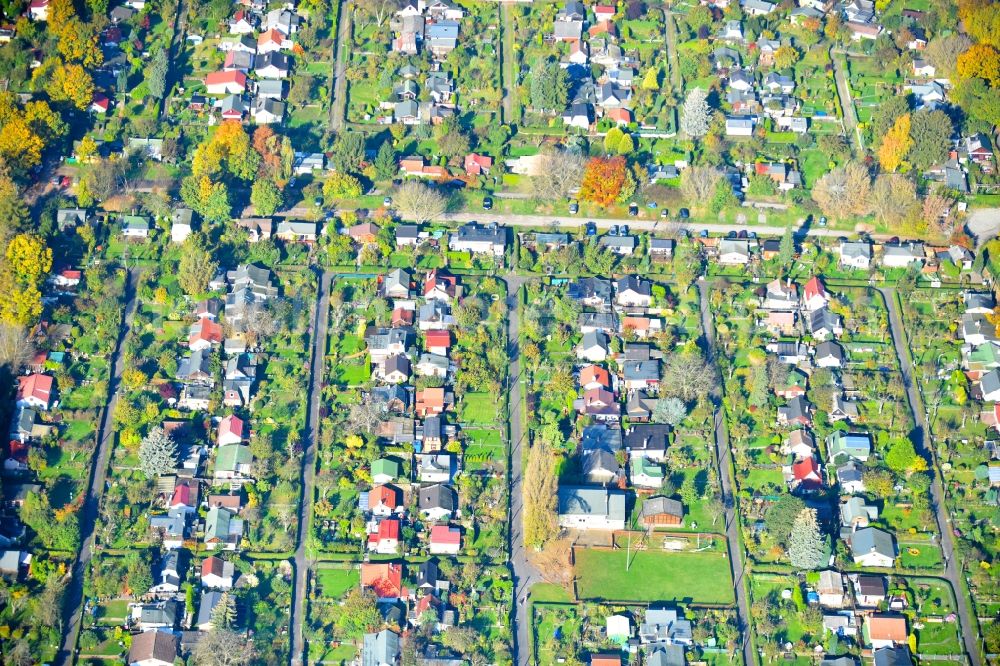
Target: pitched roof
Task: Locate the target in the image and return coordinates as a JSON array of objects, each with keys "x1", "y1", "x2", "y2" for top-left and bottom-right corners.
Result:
[
  {"x1": 361, "y1": 562, "x2": 404, "y2": 598},
  {"x1": 17, "y1": 373, "x2": 53, "y2": 404},
  {"x1": 867, "y1": 615, "x2": 907, "y2": 642}
]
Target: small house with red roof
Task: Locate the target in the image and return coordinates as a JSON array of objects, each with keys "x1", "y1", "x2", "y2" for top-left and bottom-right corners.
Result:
[
  {"x1": 593, "y1": 5, "x2": 616, "y2": 22},
  {"x1": 801, "y1": 276, "x2": 829, "y2": 312},
  {"x1": 463, "y1": 153, "x2": 493, "y2": 176},
  {"x1": 258, "y1": 27, "x2": 292, "y2": 54},
  {"x1": 90, "y1": 94, "x2": 110, "y2": 114},
  {"x1": 579, "y1": 365, "x2": 611, "y2": 391},
  {"x1": 429, "y1": 524, "x2": 461, "y2": 555},
  {"x1": 368, "y1": 518, "x2": 401, "y2": 554},
  {"x1": 589, "y1": 20, "x2": 617, "y2": 38},
  {"x1": 201, "y1": 556, "x2": 235, "y2": 589},
  {"x1": 425, "y1": 330, "x2": 451, "y2": 356},
  {"x1": 52, "y1": 269, "x2": 82, "y2": 288},
  {"x1": 361, "y1": 562, "x2": 406, "y2": 601},
  {"x1": 28, "y1": 0, "x2": 49, "y2": 21},
  {"x1": 391, "y1": 307, "x2": 414, "y2": 328},
  {"x1": 5, "y1": 440, "x2": 29, "y2": 472},
  {"x1": 169, "y1": 479, "x2": 199, "y2": 513},
  {"x1": 205, "y1": 70, "x2": 247, "y2": 95},
  {"x1": 189, "y1": 319, "x2": 224, "y2": 351},
  {"x1": 424, "y1": 269, "x2": 458, "y2": 302},
  {"x1": 790, "y1": 457, "x2": 823, "y2": 491},
  {"x1": 416, "y1": 387, "x2": 450, "y2": 416},
  {"x1": 605, "y1": 107, "x2": 633, "y2": 126},
  {"x1": 17, "y1": 374, "x2": 54, "y2": 410},
  {"x1": 369, "y1": 484, "x2": 402, "y2": 516},
  {"x1": 217, "y1": 415, "x2": 246, "y2": 446}
]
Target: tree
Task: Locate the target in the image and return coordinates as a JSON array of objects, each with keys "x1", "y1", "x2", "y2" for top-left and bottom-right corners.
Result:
[
  {"x1": 777, "y1": 225, "x2": 794, "y2": 270},
  {"x1": 330, "y1": 131, "x2": 366, "y2": 173},
  {"x1": 373, "y1": 140, "x2": 397, "y2": 181},
  {"x1": 616, "y1": 132, "x2": 634, "y2": 155},
  {"x1": 641, "y1": 66, "x2": 659, "y2": 90},
  {"x1": 680, "y1": 88, "x2": 711, "y2": 138},
  {"x1": 323, "y1": 172, "x2": 363, "y2": 203},
  {"x1": 48, "y1": 62, "x2": 95, "y2": 110},
  {"x1": 885, "y1": 437, "x2": 923, "y2": 474},
  {"x1": 957, "y1": 44, "x2": 1000, "y2": 86},
  {"x1": 870, "y1": 175, "x2": 918, "y2": 229},
  {"x1": 528, "y1": 147, "x2": 586, "y2": 201},
  {"x1": 765, "y1": 494, "x2": 806, "y2": 545},
  {"x1": 878, "y1": 114, "x2": 913, "y2": 173},
  {"x1": 0, "y1": 116, "x2": 44, "y2": 176},
  {"x1": 579, "y1": 157, "x2": 629, "y2": 206},
  {"x1": 811, "y1": 162, "x2": 872, "y2": 220},
  {"x1": 680, "y1": 166, "x2": 722, "y2": 210},
  {"x1": 788, "y1": 508, "x2": 824, "y2": 569},
  {"x1": 530, "y1": 538, "x2": 575, "y2": 589},
  {"x1": 210, "y1": 592, "x2": 237, "y2": 629},
  {"x1": 774, "y1": 45, "x2": 800, "y2": 69},
  {"x1": 652, "y1": 397, "x2": 687, "y2": 426},
  {"x1": 0, "y1": 324, "x2": 33, "y2": 369},
  {"x1": 147, "y1": 48, "x2": 169, "y2": 99},
  {"x1": 336, "y1": 588, "x2": 381, "y2": 638},
  {"x1": 523, "y1": 441, "x2": 557, "y2": 550},
  {"x1": 529, "y1": 60, "x2": 569, "y2": 113},
  {"x1": 604, "y1": 127, "x2": 624, "y2": 154},
  {"x1": 6, "y1": 233, "x2": 52, "y2": 287},
  {"x1": 959, "y1": 0, "x2": 1000, "y2": 49},
  {"x1": 180, "y1": 176, "x2": 231, "y2": 224},
  {"x1": 192, "y1": 628, "x2": 257, "y2": 666},
  {"x1": 871, "y1": 96, "x2": 911, "y2": 147},
  {"x1": 926, "y1": 33, "x2": 972, "y2": 78},
  {"x1": 250, "y1": 178, "x2": 283, "y2": 216},
  {"x1": 907, "y1": 109, "x2": 952, "y2": 172},
  {"x1": 178, "y1": 234, "x2": 219, "y2": 296},
  {"x1": 138, "y1": 427, "x2": 178, "y2": 479},
  {"x1": 394, "y1": 181, "x2": 447, "y2": 223},
  {"x1": 192, "y1": 121, "x2": 260, "y2": 181},
  {"x1": 680, "y1": 474, "x2": 699, "y2": 506},
  {"x1": 661, "y1": 351, "x2": 713, "y2": 402},
  {"x1": 433, "y1": 117, "x2": 471, "y2": 159}
]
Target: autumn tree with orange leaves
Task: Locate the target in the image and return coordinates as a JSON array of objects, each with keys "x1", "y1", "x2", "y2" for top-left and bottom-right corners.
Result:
[
  {"x1": 579, "y1": 156, "x2": 629, "y2": 206},
  {"x1": 877, "y1": 113, "x2": 913, "y2": 173}
]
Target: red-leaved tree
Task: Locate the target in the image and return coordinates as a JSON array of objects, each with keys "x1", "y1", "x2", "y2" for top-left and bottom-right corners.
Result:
[{"x1": 579, "y1": 156, "x2": 627, "y2": 206}]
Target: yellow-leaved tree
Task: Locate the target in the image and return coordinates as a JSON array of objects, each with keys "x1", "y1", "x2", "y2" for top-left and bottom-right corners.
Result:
[
  {"x1": 877, "y1": 113, "x2": 913, "y2": 173},
  {"x1": 48, "y1": 63, "x2": 95, "y2": 111}
]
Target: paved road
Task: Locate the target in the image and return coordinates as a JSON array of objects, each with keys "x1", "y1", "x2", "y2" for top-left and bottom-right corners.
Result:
[
  {"x1": 697, "y1": 279, "x2": 755, "y2": 666},
  {"x1": 330, "y1": 1, "x2": 351, "y2": 131},
  {"x1": 290, "y1": 269, "x2": 332, "y2": 666},
  {"x1": 444, "y1": 211, "x2": 849, "y2": 238},
  {"x1": 879, "y1": 287, "x2": 981, "y2": 666},
  {"x1": 56, "y1": 269, "x2": 141, "y2": 666},
  {"x1": 830, "y1": 50, "x2": 863, "y2": 152},
  {"x1": 502, "y1": 275, "x2": 542, "y2": 666}
]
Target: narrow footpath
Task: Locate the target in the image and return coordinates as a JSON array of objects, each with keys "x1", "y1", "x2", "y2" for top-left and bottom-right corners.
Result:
[
  {"x1": 503, "y1": 274, "x2": 542, "y2": 666},
  {"x1": 290, "y1": 270, "x2": 333, "y2": 666},
  {"x1": 697, "y1": 279, "x2": 755, "y2": 666},
  {"x1": 57, "y1": 268, "x2": 141, "y2": 666},
  {"x1": 879, "y1": 287, "x2": 981, "y2": 666},
  {"x1": 329, "y1": 1, "x2": 351, "y2": 131}
]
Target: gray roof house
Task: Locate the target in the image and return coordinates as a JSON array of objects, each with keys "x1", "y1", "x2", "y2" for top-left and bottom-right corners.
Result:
[
  {"x1": 647, "y1": 645, "x2": 687, "y2": 666},
  {"x1": 638, "y1": 607, "x2": 693, "y2": 646},
  {"x1": 196, "y1": 589, "x2": 224, "y2": 630},
  {"x1": 851, "y1": 527, "x2": 897, "y2": 567},
  {"x1": 418, "y1": 484, "x2": 457, "y2": 521},
  {"x1": 840, "y1": 241, "x2": 872, "y2": 268},
  {"x1": 873, "y1": 646, "x2": 912, "y2": 666},
  {"x1": 582, "y1": 449, "x2": 621, "y2": 485},
  {"x1": 577, "y1": 330, "x2": 610, "y2": 362},
  {"x1": 363, "y1": 629, "x2": 401, "y2": 666},
  {"x1": 599, "y1": 234, "x2": 637, "y2": 255},
  {"x1": 814, "y1": 340, "x2": 844, "y2": 368},
  {"x1": 557, "y1": 486, "x2": 626, "y2": 530},
  {"x1": 448, "y1": 222, "x2": 505, "y2": 256},
  {"x1": 426, "y1": 21, "x2": 459, "y2": 55},
  {"x1": 581, "y1": 424, "x2": 622, "y2": 453},
  {"x1": 57, "y1": 208, "x2": 88, "y2": 230},
  {"x1": 568, "y1": 277, "x2": 613, "y2": 306}
]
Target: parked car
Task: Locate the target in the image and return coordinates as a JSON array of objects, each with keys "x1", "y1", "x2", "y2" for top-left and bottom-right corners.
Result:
[
  {"x1": 621, "y1": 225, "x2": 629, "y2": 235},
  {"x1": 609, "y1": 224, "x2": 619, "y2": 236},
  {"x1": 660, "y1": 208, "x2": 669, "y2": 218},
  {"x1": 699, "y1": 229, "x2": 709, "y2": 238},
  {"x1": 818, "y1": 215, "x2": 827, "y2": 227},
  {"x1": 569, "y1": 201, "x2": 579, "y2": 214},
  {"x1": 585, "y1": 222, "x2": 597, "y2": 236},
  {"x1": 628, "y1": 203, "x2": 638, "y2": 216},
  {"x1": 647, "y1": 201, "x2": 657, "y2": 208},
  {"x1": 383, "y1": 196, "x2": 393, "y2": 206},
  {"x1": 679, "y1": 208, "x2": 690, "y2": 219},
  {"x1": 482, "y1": 197, "x2": 493, "y2": 210}
]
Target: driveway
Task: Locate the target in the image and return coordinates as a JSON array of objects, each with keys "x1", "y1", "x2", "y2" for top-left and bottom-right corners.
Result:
[
  {"x1": 289, "y1": 269, "x2": 332, "y2": 666},
  {"x1": 503, "y1": 274, "x2": 543, "y2": 666},
  {"x1": 879, "y1": 287, "x2": 982, "y2": 666},
  {"x1": 697, "y1": 280, "x2": 755, "y2": 666},
  {"x1": 329, "y1": 2, "x2": 351, "y2": 131},
  {"x1": 56, "y1": 268, "x2": 141, "y2": 666}
]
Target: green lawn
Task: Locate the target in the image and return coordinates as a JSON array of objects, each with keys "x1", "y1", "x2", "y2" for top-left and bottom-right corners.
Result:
[
  {"x1": 916, "y1": 620, "x2": 962, "y2": 655},
  {"x1": 336, "y1": 361, "x2": 370, "y2": 385},
  {"x1": 574, "y1": 548, "x2": 734, "y2": 604},
  {"x1": 899, "y1": 541, "x2": 944, "y2": 570},
  {"x1": 458, "y1": 392, "x2": 500, "y2": 425},
  {"x1": 314, "y1": 566, "x2": 359, "y2": 599}
]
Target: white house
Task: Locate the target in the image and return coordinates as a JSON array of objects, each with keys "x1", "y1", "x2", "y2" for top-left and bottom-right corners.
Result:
[{"x1": 557, "y1": 486, "x2": 626, "y2": 530}]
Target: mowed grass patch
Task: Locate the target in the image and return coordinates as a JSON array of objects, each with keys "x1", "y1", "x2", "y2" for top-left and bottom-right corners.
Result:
[
  {"x1": 458, "y1": 392, "x2": 500, "y2": 425},
  {"x1": 574, "y1": 548, "x2": 734, "y2": 604},
  {"x1": 315, "y1": 566, "x2": 359, "y2": 599}
]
